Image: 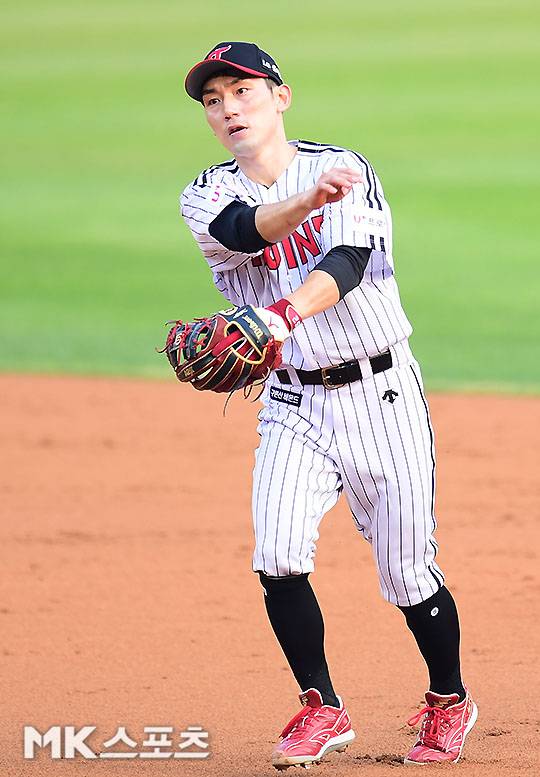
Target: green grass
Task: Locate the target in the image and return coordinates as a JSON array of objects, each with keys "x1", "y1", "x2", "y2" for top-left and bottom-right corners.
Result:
[{"x1": 1, "y1": 0, "x2": 539, "y2": 390}]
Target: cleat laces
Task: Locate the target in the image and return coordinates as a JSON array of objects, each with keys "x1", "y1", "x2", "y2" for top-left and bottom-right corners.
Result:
[
  {"x1": 281, "y1": 706, "x2": 337, "y2": 741},
  {"x1": 407, "y1": 705, "x2": 453, "y2": 751}
]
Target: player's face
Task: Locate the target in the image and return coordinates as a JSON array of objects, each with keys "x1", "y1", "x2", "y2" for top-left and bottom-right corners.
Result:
[{"x1": 201, "y1": 76, "x2": 290, "y2": 156}]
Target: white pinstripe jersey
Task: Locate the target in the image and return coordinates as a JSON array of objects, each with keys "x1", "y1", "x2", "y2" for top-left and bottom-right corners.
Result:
[{"x1": 180, "y1": 139, "x2": 412, "y2": 370}]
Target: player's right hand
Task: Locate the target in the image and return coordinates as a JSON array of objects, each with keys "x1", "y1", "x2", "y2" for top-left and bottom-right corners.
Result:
[
  {"x1": 304, "y1": 168, "x2": 362, "y2": 210},
  {"x1": 255, "y1": 298, "x2": 303, "y2": 342}
]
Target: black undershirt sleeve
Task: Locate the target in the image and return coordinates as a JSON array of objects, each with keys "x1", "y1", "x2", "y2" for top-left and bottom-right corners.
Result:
[
  {"x1": 208, "y1": 200, "x2": 272, "y2": 253},
  {"x1": 315, "y1": 244, "x2": 371, "y2": 300}
]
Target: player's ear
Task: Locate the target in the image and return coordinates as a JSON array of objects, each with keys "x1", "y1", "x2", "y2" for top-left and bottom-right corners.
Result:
[{"x1": 275, "y1": 83, "x2": 292, "y2": 114}]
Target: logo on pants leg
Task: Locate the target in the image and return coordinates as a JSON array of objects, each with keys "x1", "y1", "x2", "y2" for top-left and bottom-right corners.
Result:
[{"x1": 382, "y1": 389, "x2": 398, "y2": 404}]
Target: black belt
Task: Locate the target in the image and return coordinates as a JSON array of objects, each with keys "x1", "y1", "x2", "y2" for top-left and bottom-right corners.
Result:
[{"x1": 276, "y1": 351, "x2": 393, "y2": 390}]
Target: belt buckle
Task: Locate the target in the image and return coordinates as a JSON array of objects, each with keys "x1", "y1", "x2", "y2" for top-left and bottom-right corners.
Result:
[{"x1": 321, "y1": 363, "x2": 348, "y2": 390}]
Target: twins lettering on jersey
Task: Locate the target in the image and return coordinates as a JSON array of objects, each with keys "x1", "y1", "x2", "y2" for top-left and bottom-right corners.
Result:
[
  {"x1": 252, "y1": 215, "x2": 324, "y2": 270},
  {"x1": 253, "y1": 210, "x2": 385, "y2": 272}
]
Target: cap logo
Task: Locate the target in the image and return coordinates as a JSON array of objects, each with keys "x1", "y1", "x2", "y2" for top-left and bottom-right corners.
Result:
[
  {"x1": 207, "y1": 45, "x2": 232, "y2": 61},
  {"x1": 261, "y1": 58, "x2": 281, "y2": 78}
]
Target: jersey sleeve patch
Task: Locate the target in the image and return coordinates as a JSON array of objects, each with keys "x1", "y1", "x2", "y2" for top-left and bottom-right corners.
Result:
[{"x1": 351, "y1": 206, "x2": 388, "y2": 237}]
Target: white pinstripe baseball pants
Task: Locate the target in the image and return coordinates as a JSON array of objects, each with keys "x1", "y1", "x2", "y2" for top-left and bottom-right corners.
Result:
[{"x1": 251, "y1": 340, "x2": 444, "y2": 607}]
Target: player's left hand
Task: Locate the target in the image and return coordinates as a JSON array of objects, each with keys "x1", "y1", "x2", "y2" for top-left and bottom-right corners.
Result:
[{"x1": 161, "y1": 301, "x2": 300, "y2": 394}]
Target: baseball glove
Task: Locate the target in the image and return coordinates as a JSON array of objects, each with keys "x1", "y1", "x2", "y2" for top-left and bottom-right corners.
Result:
[{"x1": 162, "y1": 305, "x2": 284, "y2": 394}]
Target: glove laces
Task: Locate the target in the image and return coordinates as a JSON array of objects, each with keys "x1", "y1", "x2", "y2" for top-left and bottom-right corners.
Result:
[{"x1": 157, "y1": 318, "x2": 210, "y2": 357}]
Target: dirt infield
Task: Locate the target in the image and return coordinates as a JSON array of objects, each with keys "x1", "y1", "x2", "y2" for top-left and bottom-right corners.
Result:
[{"x1": 1, "y1": 373, "x2": 539, "y2": 776}]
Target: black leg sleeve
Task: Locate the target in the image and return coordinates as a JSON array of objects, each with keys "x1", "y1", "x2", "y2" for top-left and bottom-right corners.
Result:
[
  {"x1": 259, "y1": 572, "x2": 339, "y2": 707},
  {"x1": 399, "y1": 586, "x2": 466, "y2": 699}
]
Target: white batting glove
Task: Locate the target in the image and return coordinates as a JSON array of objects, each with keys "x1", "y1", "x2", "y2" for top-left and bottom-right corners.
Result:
[{"x1": 254, "y1": 299, "x2": 303, "y2": 343}]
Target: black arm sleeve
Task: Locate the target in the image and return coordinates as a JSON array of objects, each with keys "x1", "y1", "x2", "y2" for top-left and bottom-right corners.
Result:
[
  {"x1": 315, "y1": 244, "x2": 372, "y2": 300},
  {"x1": 208, "y1": 200, "x2": 272, "y2": 253}
]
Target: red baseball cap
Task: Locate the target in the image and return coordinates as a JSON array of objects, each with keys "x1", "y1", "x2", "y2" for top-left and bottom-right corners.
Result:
[{"x1": 185, "y1": 41, "x2": 284, "y2": 102}]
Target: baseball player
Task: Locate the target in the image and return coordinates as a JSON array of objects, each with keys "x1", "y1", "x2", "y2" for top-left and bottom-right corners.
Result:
[{"x1": 180, "y1": 42, "x2": 478, "y2": 769}]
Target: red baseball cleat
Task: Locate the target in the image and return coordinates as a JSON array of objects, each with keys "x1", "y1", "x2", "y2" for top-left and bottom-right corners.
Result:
[
  {"x1": 404, "y1": 689, "x2": 478, "y2": 765},
  {"x1": 272, "y1": 688, "x2": 355, "y2": 770}
]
